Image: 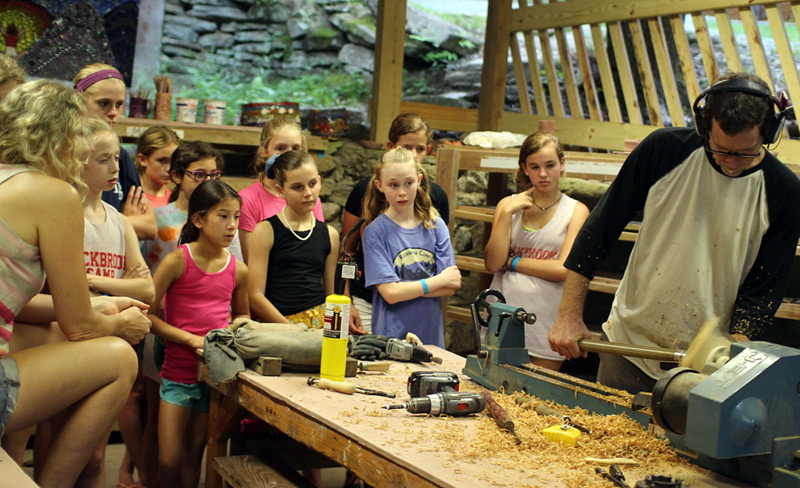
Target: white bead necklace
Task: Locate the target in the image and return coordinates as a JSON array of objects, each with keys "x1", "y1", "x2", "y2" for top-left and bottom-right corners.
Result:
[{"x1": 280, "y1": 207, "x2": 314, "y2": 241}]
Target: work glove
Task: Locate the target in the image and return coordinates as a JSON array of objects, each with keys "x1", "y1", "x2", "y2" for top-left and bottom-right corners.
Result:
[{"x1": 348, "y1": 334, "x2": 388, "y2": 361}]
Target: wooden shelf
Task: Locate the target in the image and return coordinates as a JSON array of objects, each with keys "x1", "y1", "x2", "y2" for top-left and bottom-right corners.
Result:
[{"x1": 114, "y1": 118, "x2": 328, "y2": 151}]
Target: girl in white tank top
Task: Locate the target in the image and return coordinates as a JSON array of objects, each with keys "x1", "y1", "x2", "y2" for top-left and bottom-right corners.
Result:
[{"x1": 483, "y1": 132, "x2": 590, "y2": 370}]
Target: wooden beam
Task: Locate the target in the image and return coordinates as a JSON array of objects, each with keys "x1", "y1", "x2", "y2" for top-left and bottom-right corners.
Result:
[
  {"x1": 648, "y1": 17, "x2": 685, "y2": 126},
  {"x1": 523, "y1": 31, "x2": 548, "y2": 115},
  {"x1": 509, "y1": 32, "x2": 533, "y2": 114},
  {"x1": 478, "y1": 0, "x2": 512, "y2": 130},
  {"x1": 511, "y1": 0, "x2": 787, "y2": 31},
  {"x1": 669, "y1": 14, "x2": 701, "y2": 103},
  {"x1": 692, "y1": 12, "x2": 719, "y2": 82},
  {"x1": 765, "y1": 5, "x2": 800, "y2": 113},
  {"x1": 573, "y1": 26, "x2": 602, "y2": 121},
  {"x1": 608, "y1": 22, "x2": 643, "y2": 124},
  {"x1": 591, "y1": 23, "x2": 622, "y2": 123},
  {"x1": 369, "y1": 0, "x2": 407, "y2": 141},
  {"x1": 738, "y1": 7, "x2": 773, "y2": 87},
  {"x1": 628, "y1": 19, "x2": 663, "y2": 126},
  {"x1": 398, "y1": 101, "x2": 478, "y2": 133},
  {"x1": 715, "y1": 9, "x2": 742, "y2": 72}
]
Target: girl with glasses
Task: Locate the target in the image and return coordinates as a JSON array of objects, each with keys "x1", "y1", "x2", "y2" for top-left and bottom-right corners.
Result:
[{"x1": 142, "y1": 142, "x2": 242, "y2": 274}]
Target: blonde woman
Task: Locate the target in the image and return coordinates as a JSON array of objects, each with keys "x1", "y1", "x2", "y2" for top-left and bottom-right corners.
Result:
[{"x1": 0, "y1": 80, "x2": 149, "y2": 488}]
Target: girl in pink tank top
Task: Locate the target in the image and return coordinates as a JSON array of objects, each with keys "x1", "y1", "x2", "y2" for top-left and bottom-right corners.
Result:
[{"x1": 149, "y1": 180, "x2": 249, "y2": 488}]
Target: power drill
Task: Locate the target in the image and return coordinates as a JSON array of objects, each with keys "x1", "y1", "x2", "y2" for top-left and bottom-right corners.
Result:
[
  {"x1": 383, "y1": 391, "x2": 486, "y2": 416},
  {"x1": 385, "y1": 338, "x2": 443, "y2": 364},
  {"x1": 407, "y1": 371, "x2": 459, "y2": 397}
]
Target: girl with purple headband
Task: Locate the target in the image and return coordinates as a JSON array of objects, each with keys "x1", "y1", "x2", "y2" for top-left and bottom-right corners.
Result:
[{"x1": 73, "y1": 63, "x2": 157, "y2": 242}]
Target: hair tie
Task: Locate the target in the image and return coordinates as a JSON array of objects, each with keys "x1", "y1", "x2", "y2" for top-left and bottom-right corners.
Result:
[
  {"x1": 74, "y1": 69, "x2": 124, "y2": 92},
  {"x1": 264, "y1": 153, "x2": 280, "y2": 179}
]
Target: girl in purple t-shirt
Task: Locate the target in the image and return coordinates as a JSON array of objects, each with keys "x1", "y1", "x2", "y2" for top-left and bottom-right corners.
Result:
[{"x1": 361, "y1": 147, "x2": 461, "y2": 347}]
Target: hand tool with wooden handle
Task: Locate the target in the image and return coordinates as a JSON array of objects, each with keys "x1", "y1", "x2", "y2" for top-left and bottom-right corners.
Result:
[
  {"x1": 307, "y1": 377, "x2": 395, "y2": 397},
  {"x1": 516, "y1": 396, "x2": 592, "y2": 434},
  {"x1": 481, "y1": 391, "x2": 522, "y2": 444}
]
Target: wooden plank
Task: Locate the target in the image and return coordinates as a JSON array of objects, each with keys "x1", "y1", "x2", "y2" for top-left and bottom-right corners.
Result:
[
  {"x1": 205, "y1": 389, "x2": 247, "y2": 488},
  {"x1": 668, "y1": 15, "x2": 701, "y2": 104},
  {"x1": 627, "y1": 19, "x2": 663, "y2": 126},
  {"x1": 554, "y1": 26, "x2": 585, "y2": 119},
  {"x1": 478, "y1": 0, "x2": 513, "y2": 131},
  {"x1": 510, "y1": 0, "x2": 786, "y2": 31},
  {"x1": 715, "y1": 9, "x2": 742, "y2": 72},
  {"x1": 591, "y1": 23, "x2": 623, "y2": 123},
  {"x1": 647, "y1": 17, "x2": 685, "y2": 127},
  {"x1": 454, "y1": 208, "x2": 494, "y2": 223},
  {"x1": 435, "y1": 145, "x2": 460, "y2": 234},
  {"x1": 765, "y1": 4, "x2": 800, "y2": 112},
  {"x1": 114, "y1": 119, "x2": 327, "y2": 151},
  {"x1": 573, "y1": 25, "x2": 602, "y2": 121},
  {"x1": 509, "y1": 32, "x2": 534, "y2": 115},
  {"x1": 608, "y1": 22, "x2": 643, "y2": 124},
  {"x1": 455, "y1": 255, "x2": 487, "y2": 273},
  {"x1": 692, "y1": 12, "x2": 719, "y2": 82},
  {"x1": 214, "y1": 455, "x2": 304, "y2": 488},
  {"x1": 537, "y1": 27, "x2": 565, "y2": 118},
  {"x1": 369, "y1": 0, "x2": 407, "y2": 141},
  {"x1": 522, "y1": 31, "x2": 548, "y2": 115},
  {"x1": 398, "y1": 101, "x2": 478, "y2": 133},
  {"x1": 445, "y1": 305, "x2": 472, "y2": 324},
  {"x1": 739, "y1": 6, "x2": 774, "y2": 88},
  {"x1": 494, "y1": 111, "x2": 800, "y2": 162}
]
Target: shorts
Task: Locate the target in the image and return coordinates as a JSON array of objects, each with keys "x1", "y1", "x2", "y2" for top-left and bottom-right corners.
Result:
[
  {"x1": 160, "y1": 378, "x2": 210, "y2": 412},
  {"x1": 0, "y1": 357, "x2": 20, "y2": 440},
  {"x1": 286, "y1": 303, "x2": 325, "y2": 329},
  {"x1": 352, "y1": 296, "x2": 372, "y2": 334}
]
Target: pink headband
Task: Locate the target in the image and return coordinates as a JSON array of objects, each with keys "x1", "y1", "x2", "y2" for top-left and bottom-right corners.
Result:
[{"x1": 74, "y1": 69, "x2": 124, "y2": 92}]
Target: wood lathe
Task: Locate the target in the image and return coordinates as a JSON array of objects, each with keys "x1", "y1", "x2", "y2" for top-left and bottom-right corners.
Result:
[{"x1": 462, "y1": 290, "x2": 800, "y2": 487}]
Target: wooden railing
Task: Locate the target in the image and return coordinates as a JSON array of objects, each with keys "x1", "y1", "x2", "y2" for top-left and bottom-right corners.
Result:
[{"x1": 404, "y1": 1, "x2": 800, "y2": 163}]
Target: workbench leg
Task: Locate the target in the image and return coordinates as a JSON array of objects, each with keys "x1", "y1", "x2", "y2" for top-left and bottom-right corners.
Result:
[{"x1": 205, "y1": 389, "x2": 246, "y2": 488}]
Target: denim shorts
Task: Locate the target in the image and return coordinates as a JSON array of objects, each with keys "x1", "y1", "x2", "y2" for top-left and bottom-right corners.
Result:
[
  {"x1": 160, "y1": 378, "x2": 210, "y2": 412},
  {"x1": 0, "y1": 357, "x2": 20, "y2": 440}
]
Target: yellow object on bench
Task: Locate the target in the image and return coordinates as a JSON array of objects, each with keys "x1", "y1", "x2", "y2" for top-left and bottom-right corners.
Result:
[{"x1": 541, "y1": 425, "x2": 581, "y2": 446}]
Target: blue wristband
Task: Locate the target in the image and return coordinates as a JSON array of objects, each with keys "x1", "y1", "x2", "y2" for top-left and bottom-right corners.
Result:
[
  {"x1": 420, "y1": 279, "x2": 430, "y2": 295},
  {"x1": 510, "y1": 256, "x2": 521, "y2": 272}
]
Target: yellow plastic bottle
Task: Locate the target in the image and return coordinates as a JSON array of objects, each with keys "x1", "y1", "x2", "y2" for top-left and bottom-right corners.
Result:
[{"x1": 320, "y1": 293, "x2": 351, "y2": 381}]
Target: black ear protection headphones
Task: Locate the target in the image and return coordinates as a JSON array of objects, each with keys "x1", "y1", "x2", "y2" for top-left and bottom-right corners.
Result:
[{"x1": 693, "y1": 77, "x2": 791, "y2": 145}]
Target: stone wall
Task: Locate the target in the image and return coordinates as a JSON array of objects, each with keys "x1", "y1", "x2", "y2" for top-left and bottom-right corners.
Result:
[{"x1": 159, "y1": 0, "x2": 483, "y2": 119}]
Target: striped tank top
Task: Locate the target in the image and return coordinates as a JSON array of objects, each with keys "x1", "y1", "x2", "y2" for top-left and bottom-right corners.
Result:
[{"x1": 0, "y1": 165, "x2": 46, "y2": 356}]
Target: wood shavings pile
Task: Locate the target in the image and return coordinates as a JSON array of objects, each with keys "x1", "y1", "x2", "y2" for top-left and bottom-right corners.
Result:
[
  {"x1": 425, "y1": 390, "x2": 700, "y2": 487},
  {"x1": 336, "y1": 364, "x2": 716, "y2": 487}
]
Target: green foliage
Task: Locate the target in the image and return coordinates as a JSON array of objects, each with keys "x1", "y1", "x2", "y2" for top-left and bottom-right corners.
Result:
[
  {"x1": 170, "y1": 65, "x2": 370, "y2": 125},
  {"x1": 458, "y1": 38, "x2": 475, "y2": 49},
  {"x1": 423, "y1": 49, "x2": 458, "y2": 65}
]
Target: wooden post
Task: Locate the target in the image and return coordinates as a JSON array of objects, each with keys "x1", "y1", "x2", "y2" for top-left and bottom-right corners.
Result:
[
  {"x1": 369, "y1": 0, "x2": 407, "y2": 142},
  {"x1": 478, "y1": 0, "x2": 512, "y2": 131}
]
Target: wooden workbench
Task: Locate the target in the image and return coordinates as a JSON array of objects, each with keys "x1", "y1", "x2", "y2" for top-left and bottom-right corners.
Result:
[{"x1": 200, "y1": 348, "x2": 750, "y2": 488}]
